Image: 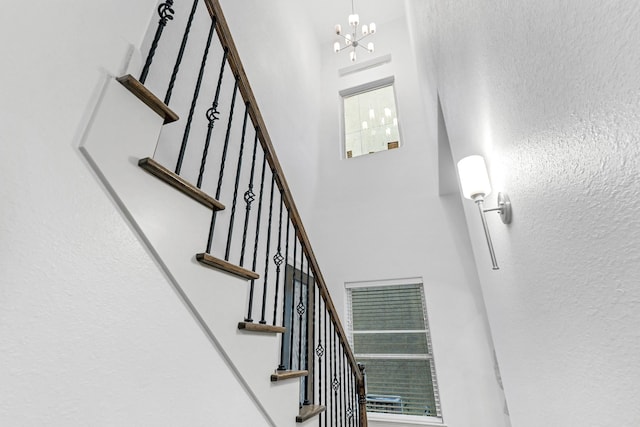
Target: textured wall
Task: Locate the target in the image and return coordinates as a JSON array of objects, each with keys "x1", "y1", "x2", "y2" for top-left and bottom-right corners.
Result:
[
  {"x1": 409, "y1": 0, "x2": 640, "y2": 425},
  {"x1": 0, "y1": 1, "x2": 271, "y2": 425}
]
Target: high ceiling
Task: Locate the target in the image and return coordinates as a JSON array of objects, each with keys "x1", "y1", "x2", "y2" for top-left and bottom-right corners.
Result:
[{"x1": 301, "y1": 0, "x2": 407, "y2": 43}]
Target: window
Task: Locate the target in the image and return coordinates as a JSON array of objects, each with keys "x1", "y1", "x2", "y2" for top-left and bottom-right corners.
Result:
[
  {"x1": 347, "y1": 279, "x2": 442, "y2": 422},
  {"x1": 341, "y1": 78, "x2": 401, "y2": 159}
]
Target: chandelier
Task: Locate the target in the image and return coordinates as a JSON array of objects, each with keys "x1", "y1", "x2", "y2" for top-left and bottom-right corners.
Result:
[{"x1": 333, "y1": 0, "x2": 376, "y2": 62}]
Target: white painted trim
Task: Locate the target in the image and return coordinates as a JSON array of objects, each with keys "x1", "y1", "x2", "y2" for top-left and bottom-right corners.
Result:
[
  {"x1": 353, "y1": 329, "x2": 426, "y2": 334},
  {"x1": 356, "y1": 354, "x2": 433, "y2": 360},
  {"x1": 345, "y1": 277, "x2": 423, "y2": 288},
  {"x1": 368, "y1": 411, "x2": 446, "y2": 426},
  {"x1": 338, "y1": 54, "x2": 392, "y2": 77}
]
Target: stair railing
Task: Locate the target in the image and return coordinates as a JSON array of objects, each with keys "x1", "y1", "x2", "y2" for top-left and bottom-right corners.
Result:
[{"x1": 119, "y1": 1, "x2": 368, "y2": 425}]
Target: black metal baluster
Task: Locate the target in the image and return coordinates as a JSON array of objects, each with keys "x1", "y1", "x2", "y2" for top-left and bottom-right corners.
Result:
[
  {"x1": 297, "y1": 249, "x2": 305, "y2": 373},
  {"x1": 340, "y1": 351, "x2": 345, "y2": 427},
  {"x1": 197, "y1": 49, "x2": 229, "y2": 188},
  {"x1": 311, "y1": 275, "x2": 316, "y2": 405},
  {"x1": 288, "y1": 236, "x2": 297, "y2": 370},
  {"x1": 259, "y1": 174, "x2": 275, "y2": 324},
  {"x1": 277, "y1": 214, "x2": 291, "y2": 371},
  {"x1": 352, "y1": 369, "x2": 358, "y2": 427},
  {"x1": 332, "y1": 323, "x2": 338, "y2": 427},
  {"x1": 245, "y1": 154, "x2": 267, "y2": 323},
  {"x1": 239, "y1": 132, "x2": 259, "y2": 267},
  {"x1": 316, "y1": 298, "x2": 324, "y2": 425},
  {"x1": 324, "y1": 308, "x2": 328, "y2": 427},
  {"x1": 140, "y1": 1, "x2": 175, "y2": 84},
  {"x1": 174, "y1": 16, "x2": 217, "y2": 175},
  {"x1": 346, "y1": 366, "x2": 352, "y2": 427},
  {"x1": 164, "y1": 0, "x2": 198, "y2": 104},
  {"x1": 214, "y1": 77, "x2": 238, "y2": 199},
  {"x1": 204, "y1": 77, "x2": 239, "y2": 253},
  {"x1": 224, "y1": 105, "x2": 250, "y2": 261},
  {"x1": 303, "y1": 260, "x2": 311, "y2": 405},
  {"x1": 272, "y1": 195, "x2": 284, "y2": 326}
]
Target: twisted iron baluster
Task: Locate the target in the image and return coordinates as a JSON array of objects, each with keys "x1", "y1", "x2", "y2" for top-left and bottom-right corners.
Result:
[
  {"x1": 246, "y1": 154, "x2": 267, "y2": 323},
  {"x1": 324, "y1": 308, "x2": 329, "y2": 427},
  {"x1": 164, "y1": 0, "x2": 198, "y2": 104},
  {"x1": 175, "y1": 16, "x2": 217, "y2": 175},
  {"x1": 297, "y1": 248, "x2": 305, "y2": 372},
  {"x1": 340, "y1": 351, "x2": 345, "y2": 427},
  {"x1": 317, "y1": 297, "x2": 324, "y2": 425},
  {"x1": 197, "y1": 49, "x2": 229, "y2": 189},
  {"x1": 140, "y1": 0, "x2": 175, "y2": 84},
  {"x1": 214, "y1": 76, "x2": 238, "y2": 199},
  {"x1": 239, "y1": 132, "x2": 259, "y2": 267},
  {"x1": 288, "y1": 236, "x2": 297, "y2": 369},
  {"x1": 205, "y1": 77, "x2": 239, "y2": 254},
  {"x1": 332, "y1": 322, "x2": 337, "y2": 426},
  {"x1": 277, "y1": 213, "x2": 290, "y2": 371},
  {"x1": 302, "y1": 259, "x2": 311, "y2": 405},
  {"x1": 259, "y1": 174, "x2": 276, "y2": 324},
  {"x1": 225, "y1": 104, "x2": 250, "y2": 261},
  {"x1": 272, "y1": 195, "x2": 284, "y2": 326}
]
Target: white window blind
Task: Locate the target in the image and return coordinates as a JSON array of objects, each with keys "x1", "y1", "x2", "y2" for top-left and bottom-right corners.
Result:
[{"x1": 347, "y1": 282, "x2": 441, "y2": 418}]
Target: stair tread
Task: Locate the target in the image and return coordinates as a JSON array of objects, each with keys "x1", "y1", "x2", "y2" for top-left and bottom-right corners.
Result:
[
  {"x1": 139, "y1": 158, "x2": 225, "y2": 211},
  {"x1": 238, "y1": 322, "x2": 285, "y2": 333},
  {"x1": 270, "y1": 370, "x2": 308, "y2": 382},
  {"x1": 117, "y1": 74, "x2": 178, "y2": 124},
  {"x1": 296, "y1": 405, "x2": 326, "y2": 423},
  {"x1": 196, "y1": 252, "x2": 259, "y2": 280}
]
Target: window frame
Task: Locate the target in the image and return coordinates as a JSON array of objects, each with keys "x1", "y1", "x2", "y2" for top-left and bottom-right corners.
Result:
[
  {"x1": 345, "y1": 278, "x2": 444, "y2": 425},
  {"x1": 339, "y1": 76, "x2": 402, "y2": 159}
]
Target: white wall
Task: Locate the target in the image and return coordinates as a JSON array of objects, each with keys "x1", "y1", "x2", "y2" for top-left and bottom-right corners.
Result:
[
  {"x1": 408, "y1": 0, "x2": 640, "y2": 426},
  {"x1": 307, "y1": 14, "x2": 510, "y2": 427},
  {"x1": 213, "y1": 2, "x2": 513, "y2": 426},
  {"x1": 0, "y1": 2, "x2": 273, "y2": 425}
]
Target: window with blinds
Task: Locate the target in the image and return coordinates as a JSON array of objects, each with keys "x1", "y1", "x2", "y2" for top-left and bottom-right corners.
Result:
[{"x1": 347, "y1": 281, "x2": 441, "y2": 420}]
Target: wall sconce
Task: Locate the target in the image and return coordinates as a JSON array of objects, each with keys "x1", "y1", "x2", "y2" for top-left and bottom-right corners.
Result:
[{"x1": 457, "y1": 155, "x2": 512, "y2": 270}]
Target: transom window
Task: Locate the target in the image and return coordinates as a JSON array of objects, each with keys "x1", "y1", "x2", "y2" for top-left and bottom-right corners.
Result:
[
  {"x1": 341, "y1": 78, "x2": 401, "y2": 159},
  {"x1": 346, "y1": 280, "x2": 442, "y2": 422}
]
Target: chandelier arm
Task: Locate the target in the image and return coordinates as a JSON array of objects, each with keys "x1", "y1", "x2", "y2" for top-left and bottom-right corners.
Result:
[{"x1": 336, "y1": 33, "x2": 355, "y2": 42}]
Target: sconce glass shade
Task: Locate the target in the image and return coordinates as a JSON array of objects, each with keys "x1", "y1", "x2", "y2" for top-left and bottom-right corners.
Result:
[{"x1": 457, "y1": 155, "x2": 492, "y2": 200}]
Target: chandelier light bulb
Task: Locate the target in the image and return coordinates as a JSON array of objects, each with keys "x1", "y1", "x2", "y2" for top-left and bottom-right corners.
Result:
[
  {"x1": 345, "y1": 34, "x2": 352, "y2": 45},
  {"x1": 362, "y1": 24, "x2": 368, "y2": 35},
  {"x1": 369, "y1": 108, "x2": 375, "y2": 120},
  {"x1": 350, "y1": 50, "x2": 357, "y2": 62},
  {"x1": 369, "y1": 22, "x2": 376, "y2": 33},
  {"x1": 334, "y1": 42, "x2": 341, "y2": 53},
  {"x1": 349, "y1": 14, "x2": 359, "y2": 27},
  {"x1": 384, "y1": 107, "x2": 391, "y2": 117},
  {"x1": 335, "y1": 24, "x2": 342, "y2": 35},
  {"x1": 362, "y1": 121, "x2": 368, "y2": 130},
  {"x1": 368, "y1": 42, "x2": 374, "y2": 52}
]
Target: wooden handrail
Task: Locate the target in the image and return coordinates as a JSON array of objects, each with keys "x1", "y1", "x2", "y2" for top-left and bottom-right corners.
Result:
[{"x1": 203, "y1": 1, "x2": 367, "y2": 417}]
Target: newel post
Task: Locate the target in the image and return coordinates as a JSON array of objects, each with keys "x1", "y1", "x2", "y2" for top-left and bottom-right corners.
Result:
[{"x1": 358, "y1": 363, "x2": 368, "y2": 427}]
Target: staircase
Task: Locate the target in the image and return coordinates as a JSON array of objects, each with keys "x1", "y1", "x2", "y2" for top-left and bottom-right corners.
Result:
[{"x1": 81, "y1": 1, "x2": 367, "y2": 425}]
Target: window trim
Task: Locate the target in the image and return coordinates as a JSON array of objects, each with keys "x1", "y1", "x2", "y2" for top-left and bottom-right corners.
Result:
[
  {"x1": 339, "y1": 76, "x2": 402, "y2": 159},
  {"x1": 345, "y1": 278, "x2": 444, "y2": 425}
]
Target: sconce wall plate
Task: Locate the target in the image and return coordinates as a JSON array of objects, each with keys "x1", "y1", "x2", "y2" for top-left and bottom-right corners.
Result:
[{"x1": 497, "y1": 193, "x2": 512, "y2": 224}]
